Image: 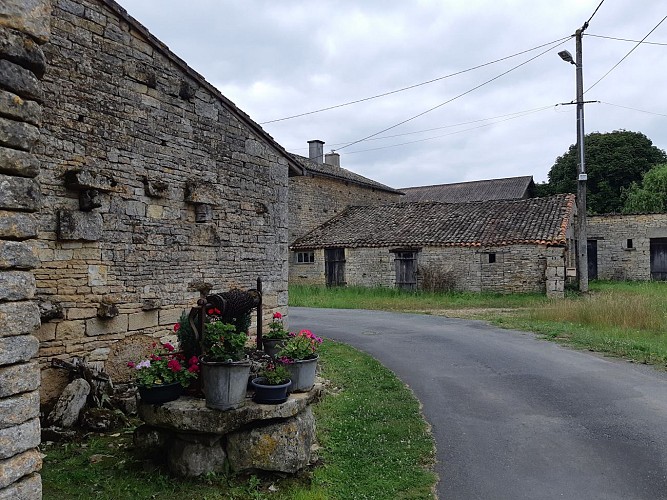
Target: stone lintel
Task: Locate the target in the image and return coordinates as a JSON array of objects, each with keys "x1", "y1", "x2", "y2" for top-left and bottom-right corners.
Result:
[{"x1": 64, "y1": 169, "x2": 117, "y2": 192}]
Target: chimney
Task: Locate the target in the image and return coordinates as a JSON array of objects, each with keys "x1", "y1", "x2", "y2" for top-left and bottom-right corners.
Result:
[
  {"x1": 307, "y1": 139, "x2": 324, "y2": 164},
  {"x1": 325, "y1": 151, "x2": 340, "y2": 167}
]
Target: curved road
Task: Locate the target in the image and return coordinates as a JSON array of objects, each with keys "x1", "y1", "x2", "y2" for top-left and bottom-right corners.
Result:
[{"x1": 290, "y1": 307, "x2": 667, "y2": 500}]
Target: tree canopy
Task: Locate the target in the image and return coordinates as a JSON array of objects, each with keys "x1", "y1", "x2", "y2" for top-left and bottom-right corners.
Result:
[
  {"x1": 622, "y1": 163, "x2": 667, "y2": 213},
  {"x1": 544, "y1": 130, "x2": 667, "y2": 214}
]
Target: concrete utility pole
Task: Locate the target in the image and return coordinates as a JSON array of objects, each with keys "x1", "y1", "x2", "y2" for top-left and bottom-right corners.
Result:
[{"x1": 559, "y1": 28, "x2": 588, "y2": 293}]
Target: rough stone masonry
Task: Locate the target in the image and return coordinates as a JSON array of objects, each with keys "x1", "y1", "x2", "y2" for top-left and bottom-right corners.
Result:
[{"x1": 0, "y1": 0, "x2": 51, "y2": 497}]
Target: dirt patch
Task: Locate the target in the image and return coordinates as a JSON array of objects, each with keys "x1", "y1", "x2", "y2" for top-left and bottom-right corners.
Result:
[{"x1": 411, "y1": 308, "x2": 523, "y2": 320}]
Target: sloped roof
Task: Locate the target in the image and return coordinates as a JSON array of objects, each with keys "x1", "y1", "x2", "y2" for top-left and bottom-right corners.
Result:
[
  {"x1": 291, "y1": 194, "x2": 575, "y2": 250},
  {"x1": 400, "y1": 176, "x2": 535, "y2": 203},
  {"x1": 99, "y1": 0, "x2": 303, "y2": 176},
  {"x1": 291, "y1": 154, "x2": 403, "y2": 194}
]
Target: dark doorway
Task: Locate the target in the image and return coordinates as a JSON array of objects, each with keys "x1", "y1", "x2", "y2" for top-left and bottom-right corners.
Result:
[
  {"x1": 650, "y1": 238, "x2": 667, "y2": 280},
  {"x1": 587, "y1": 239, "x2": 598, "y2": 280},
  {"x1": 394, "y1": 251, "x2": 418, "y2": 290},
  {"x1": 325, "y1": 248, "x2": 346, "y2": 287}
]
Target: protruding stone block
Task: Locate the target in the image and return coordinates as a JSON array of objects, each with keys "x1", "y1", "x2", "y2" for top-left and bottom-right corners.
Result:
[
  {"x1": 0, "y1": 0, "x2": 51, "y2": 43},
  {"x1": 0, "y1": 211, "x2": 37, "y2": 239},
  {"x1": 0, "y1": 449, "x2": 42, "y2": 490},
  {"x1": 0, "y1": 90, "x2": 41, "y2": 127},
  {"x1": 64, "y1": 169, "x2": 117, "y2": 192},
  {"x1": 0, "y1": 146, "x2": 39, "y2": 177},
  {"x1": 56, "y1": 210, "x2": 102, "y2": 241},
  {"x1": 0, "y1": 241, "x2": 39, "y2": 269},
  {"x1": 226, "y1": 407, "x2": 315, "y2": 473},
  {"x1": 0, "y1": 472, "x2": 42, "y2": 499},
  {"x1": 185, "y1": 181, "x2": 222, "y2": 205},
  {"x1": 0, "y1": 335, "x2": 38, "y2": 365},
  {"x1": 0, "y1": 271, "x2": 35, "y2": 301},
  {"x1": 0, "y1": 60, "x2": 42, "y2": 102},
  {"x1": 0, "y1": 418, "x2": 40, "y2": 460},
  {"x1": 0, "y1": 27, "x2": 46, "y2": 78},
  {"x1": 0, "y1": 301, "x2": 40, "y2": 336},
  {"x1": 0, "y1": 361, "x2": 39, "y2": 398},
  {"x1": 0, "y1": 391, "x2": 39, "y2": 430},
  {"x1": 0, "y1": 175, "x2": 41, "y2": 211}
]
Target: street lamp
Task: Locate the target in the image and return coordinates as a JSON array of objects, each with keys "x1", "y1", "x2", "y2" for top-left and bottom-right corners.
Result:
[{"x1": 560, "y1": 30, "x2": 588, "y2": 293}]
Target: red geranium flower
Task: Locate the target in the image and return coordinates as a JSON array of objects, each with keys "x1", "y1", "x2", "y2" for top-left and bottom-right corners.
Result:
[
  {"x1": 174, "y1": 323, "x2": 180, "y2": 332},
  {"x1": 167, "y1": 359, "x2": 182, "y2": 372},
  {"x1": 273, "y1": 312, "x2": 282, "y2": 319},
  {"x1": 163, "y1": 342, "x2": 175, "y2": 352}
]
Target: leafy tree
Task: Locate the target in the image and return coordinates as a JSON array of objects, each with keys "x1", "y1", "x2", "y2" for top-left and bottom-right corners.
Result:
[
  {"x1": 545, "y1": 130, "x2": 667, "y2": 214},
  {"x1": 622, "y1": 163, "x2": 667, "y2": 213}
]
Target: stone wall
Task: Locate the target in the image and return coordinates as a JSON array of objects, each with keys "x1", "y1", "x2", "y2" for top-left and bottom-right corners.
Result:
[
  {"x1": 0, "y1": 0, "x2": 49, "y2": 497},
  {"x1": 289, "y1": 244, "x2": 566, "y2": 296},
  {"x1": 33, "y1": 0, "x2": 291, "y2": 389},
  {"x1": 289, "y1": 173, "x2": 400, "y2": 244},
  {"x1": 588, "y1": 213, "x2": 667, "y2": 280}
]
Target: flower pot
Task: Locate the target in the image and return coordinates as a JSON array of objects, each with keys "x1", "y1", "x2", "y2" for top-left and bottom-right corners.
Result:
[
  {"x1": 138, "y1": 382, "x2": 183, "y2": 405},
  {"x1": 200, "y1": 358, "x2": 251, "y2": 410},
  {"x1": 251, "y1": 377, "x2": 292, "y2": 404},
  {"x1": 262, "y1": 338, "x2": 287, "y2": 359},
  {"x1": 283, "y1": 355, "x2": 318, "y2": 392}
]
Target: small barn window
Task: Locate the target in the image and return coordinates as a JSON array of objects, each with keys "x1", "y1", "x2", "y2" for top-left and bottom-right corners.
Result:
[
  {"x1": 295, "y1": 251, "x2": 315, "y2": 264},
  {"x1": 627, "y1": 239, "x2": 633, "y2": 249},
  {"x1": 488, "y1": 253, "x2": 496, "y2": 264}
]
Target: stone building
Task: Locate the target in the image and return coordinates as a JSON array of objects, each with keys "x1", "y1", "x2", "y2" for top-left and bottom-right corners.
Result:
[
  {"x1": 0, "y1": 1, "x2": 49, "y2": 496},
  {"x1": 28, "y1": 0, "x2": 302, "y2": 402},
  {"x1": 587, "y1": 213, "x2": 667, "y2": 281},
  {"x1": 288, "y1": 139, "x2": 402, "y2": 246},
  {"x1": 290, "y1": 194, "x2": 575, "y2": 297}
]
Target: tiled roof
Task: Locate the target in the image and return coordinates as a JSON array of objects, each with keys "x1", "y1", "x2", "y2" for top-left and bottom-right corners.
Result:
[
  {"x1": 400, "y1": 176, "x2": 535, "y2": 203},
  {"x1": 291, "y1": 154, "x2": 403, "y2": 194},
  {"x1": 291, "y1": 194, "x2": 575, "y2": 250}
]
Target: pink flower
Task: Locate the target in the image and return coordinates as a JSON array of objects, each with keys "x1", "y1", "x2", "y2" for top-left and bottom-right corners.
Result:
[
  {"x1": 273, "y1": 312, "x2": 282, "y2": 319},
  {"x1": 174, "y1": 323, "x2": 180, "y2": 332},
  {"x1": 188, "y1": 356, "x2": 199, "y2": 366},
  {"x1": 127, "y1": 361, "x2": 136, "y2": 368},
  {"x1": 167, "y1": 359, "x2": 182, "y2": 372},
  {"x1": 188, "y1": 364, "x2": 200, "y2": 373},
  {"x1": 163, "y1": 342, "x2": 175, "y2": 352},
  {"x1": 150, "y1": 354, "x2": 162, "y2": 361}
]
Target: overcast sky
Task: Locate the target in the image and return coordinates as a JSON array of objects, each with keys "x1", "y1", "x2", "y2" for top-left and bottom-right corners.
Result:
[{"x1": 118, "y1": 1, "x2": 666, "y2": 189}]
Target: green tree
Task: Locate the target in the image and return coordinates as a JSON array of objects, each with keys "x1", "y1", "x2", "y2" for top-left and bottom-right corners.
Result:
[
  {"x1": 622, "y1": 163, "x2": 667, "y2": 213},
  {"x1": 545, "y1": 130, "x2": 667, "y2": 214}
]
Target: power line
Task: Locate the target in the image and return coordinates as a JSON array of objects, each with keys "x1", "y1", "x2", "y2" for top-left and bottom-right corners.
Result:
[
  {"x1": 259, "y1": 36, "x2": 571, "y2": 125},
  {"x1": 586, "y1": 33, "x2": 667, "y2": 46},
  {"x1": 585, "y1": 15, "x2": 667, "y2": 94},
  {"x1": 341, "y1": 105, "x2": 557, "y2": 155},
  {"x1": 585, "y1": 0, "x2": 606, "y2": 27},
  {"x1": 336, "y1": 36, "x2": 571, "y2": 152},
  {"x1": 600, "y1": 101, "x2": 667, "y2": 118}
]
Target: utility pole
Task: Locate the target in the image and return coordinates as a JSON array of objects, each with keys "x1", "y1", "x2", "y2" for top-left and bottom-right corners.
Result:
[{"x1": 574, "y1": 28, "x2": 588, "y2": 293}]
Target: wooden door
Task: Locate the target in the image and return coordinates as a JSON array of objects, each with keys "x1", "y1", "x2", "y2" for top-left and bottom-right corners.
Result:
[
  {"x1": 587, "y1": 240, "x2": 598, "y2": 280},
  {"x1": 650, "y1": 238, "x2": 667, "y2": 280},
  {"x1": 394, "y1": 251, "x2": 417, "y2": 290},
  {"x1": 325, "y1": 248, "x2": 346, "y2": 287}
]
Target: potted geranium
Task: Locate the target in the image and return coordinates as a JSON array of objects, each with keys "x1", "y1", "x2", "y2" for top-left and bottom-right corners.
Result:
[
  {"x1": 251, "y1": 363, "x2": 291, "y2": 404},
  {"x1": 278, "y1": 329, "x2": 323, "y2": 392},
  {"x1": 262, "y1": 311, "x2": 290, "y2": 358},
  {"x1": 128, "y1": 342, "x2": 199, "y2": 404},
  {"x1": 199, "y1": 310, "x2": 251, "y2": 410}
]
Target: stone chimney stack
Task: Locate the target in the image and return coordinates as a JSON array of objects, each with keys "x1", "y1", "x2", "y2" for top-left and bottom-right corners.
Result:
[
  {"x1": 307, "y1": 140, "x2": 324, "y2": 164},
  {"x1": 325, "y1": 151, "x2": 340, "y2": 167}
]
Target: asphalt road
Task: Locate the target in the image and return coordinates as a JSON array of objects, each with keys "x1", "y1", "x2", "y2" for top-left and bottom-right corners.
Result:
[{"x1": 290, "y1": 307, "x2": 667, "y2": 500}]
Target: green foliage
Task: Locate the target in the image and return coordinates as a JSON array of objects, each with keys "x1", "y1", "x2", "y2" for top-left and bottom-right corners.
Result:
[
  {"x1": 622, "y1": 163, "x2": 667, "y2": 213},
  {"x1": 175, "y1": 310, "x2": 200, "y2": 359},
  {"x1": 201, "y1": 321, "x2": 248, "y2": 362},
  {"x1": 278, "y1": 330, "x2": 323, "y2": 361},
  {"x1": 257, "y1": 363, "x2": 291, "y2": 385},
  {"x1": 264, "y1": 312, "x2": 290, "y2": 340},
  {"x1": 128, "y1": 343, "x2": 198, "y2": 388},
  {"x1": 545, "y1": 130, "x2": 667, "y2": 214}
]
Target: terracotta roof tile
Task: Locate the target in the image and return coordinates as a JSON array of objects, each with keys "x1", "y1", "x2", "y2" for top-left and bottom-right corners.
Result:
[
  {"x1": 400, "y1": 176, "x2": 534, "y2": 203},
  {"x1": 291, "y1": 194, "x2": 575, "y2": 250}
]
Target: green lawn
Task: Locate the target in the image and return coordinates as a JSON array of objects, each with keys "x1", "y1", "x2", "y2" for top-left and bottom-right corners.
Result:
[
  {"x1": 42, "y1": 341, "x2": 436, "y2": 500},
  {"x1": 290, "y1": 281, "x2": 667, "y2": 368}
]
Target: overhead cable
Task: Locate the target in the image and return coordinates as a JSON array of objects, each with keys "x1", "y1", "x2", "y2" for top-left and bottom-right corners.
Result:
[
  {"x1": 259, "y1": 36, "x2": 571, "y2": 124},
  {"x1": 586, "y1": 33, "x2": 667, "y2": 46}
]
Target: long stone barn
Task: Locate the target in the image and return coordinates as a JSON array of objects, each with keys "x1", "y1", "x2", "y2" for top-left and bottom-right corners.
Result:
[
  {"x1": 290, "y1": 194, "x2": 576, "y2": 297},
  {"x1": 17, "y1": 0, "x2": 306, "y2": 405}
]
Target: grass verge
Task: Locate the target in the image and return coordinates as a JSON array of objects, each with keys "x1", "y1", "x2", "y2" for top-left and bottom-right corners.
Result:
[
  {"x1": 42, "y1": 341, "x2": 437, "y2": 499},
  {"x1": 290, "y1": 282, "x2": 667, "y2": 368}
]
